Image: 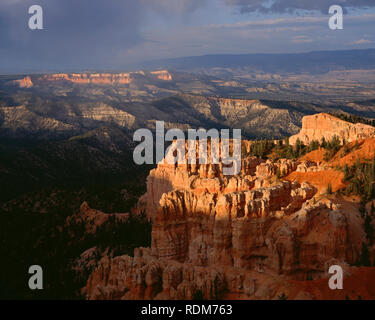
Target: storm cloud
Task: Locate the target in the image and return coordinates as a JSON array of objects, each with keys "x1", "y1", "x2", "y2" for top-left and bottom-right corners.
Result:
[
  {"x1": 0, "y1": 0, "x2": 374, "y2": 72},
  {"x1": 224, "y1": 0, "x2": 375, "y2": 14},
  {"x1": 0, "y1": 0, "x2": 205, "y2": 72},
  {"x1": 141, "y1": 0, "x2": 207, "y2": 15},
  {"x1": 0, "y1": 0, "x2": 145, "y2": 71}
]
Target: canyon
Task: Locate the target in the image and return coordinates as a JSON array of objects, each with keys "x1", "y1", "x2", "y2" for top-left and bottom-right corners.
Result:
[
  {"x1": 5, "y1": 70, "x2": 375, "y2": 141},
  {"x1": 83, "y1": 114, "x2": 375, "y2": 300},
  {"x1": 3, "y1": 69, "x2": 375, "y2": 299}
]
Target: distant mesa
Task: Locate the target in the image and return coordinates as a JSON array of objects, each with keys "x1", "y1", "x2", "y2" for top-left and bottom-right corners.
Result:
[
  {"x1": 12, "y1": 70, "x2": 173, "y2": 87},
  {"x1": 13, "y1": 76, "x2": 33, "y2": 88},
  {"x1": 289, "y1": 113, "x2": 375, "y2": 145},
  {"x1": 150, "y1": 70, "x2": 173, "y2": 81}
]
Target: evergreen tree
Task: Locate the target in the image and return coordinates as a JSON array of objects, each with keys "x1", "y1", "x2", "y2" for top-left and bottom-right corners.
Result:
[
  {"x1": 364, "y1": 214, "x2": 374, "y2": 245},
  {"x1": 308, "y1": 140, "x2": 320, "y2": 152},
  {"x1": 354, "y1": 140, "x2": 360, "y2": 150},
  {"x1": 294, "y1": 138, "x2": 304, "y2": 158},
  {"x1": 321, "y1": 137, "x2": 327, "y2": 149},
  {"x1": 360, "y1": 243, "x2": 371, "y2": 267},
  {"x1": 341, "y1": 143, "x2": 350, "y2": 158},
  {"x1": 326, "y1": 183, "x2": 333, "y2": 195},
  {"x1": 278, "y1": 293, "x2": 288, "y2": 300},
  {"x1": 276, "y1": 168, "x2": 281, "y2": 180},
  {"x1": 343, "y1": 164, "x2": 351, "y2": 181}
]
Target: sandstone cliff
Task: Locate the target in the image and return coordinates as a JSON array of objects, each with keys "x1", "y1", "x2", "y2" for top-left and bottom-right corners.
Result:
[
  {"x1": 150, "y1": 70, "x2": 173, "y2": 81},
  {"x1": 84, "y1": 139, "x2": 367, "y2": 300},
  {"x1": 13, "y1": 71, "x2": 173, "y2": 88},
  {"x1": 85, "y1": 194, "x2": 365, "y2": 299},
  {"x1": 289, "y1": 113, "x2": 375, "y2": 145},
  {"x1": 13, "y1": 76, "x2": 33, "y2": 88}
]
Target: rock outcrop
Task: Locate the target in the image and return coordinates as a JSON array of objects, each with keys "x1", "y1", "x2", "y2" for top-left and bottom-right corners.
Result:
[
  {"x1": 84, "y1": 139, "x2": 367, "y2": 300},
  {"x1": 150, "y1": 70, "x2": 173, "y2": 81},
  {"x1": 85, "y1": 195, "x2": 365, "y2": 300},
  {"x1": 13, "y1": 71, "x2": 173, "y2": 88},
  {"x1": 13, "y1": 76, "x2": 33, "y2": 88},
  {"x1": 79, "y1": 103, "x2": 136, "y2": 128},
  {"x1": 144, "y1": 140, "x2": 264, "y2": 220},
  {"x1": 289, "y1": 113, "x2": 375, "y2": 145},
  {"x1": 67, "y1": 202, "x2": 129, "y2": 236}
]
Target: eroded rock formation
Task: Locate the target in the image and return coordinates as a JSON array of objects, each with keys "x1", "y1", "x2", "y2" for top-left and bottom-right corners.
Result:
[
  {"x1": 67, "y1": 201, "x2": 129, "y2": 236},
  {"x1": 13, "y1": 71, "x2": 173, "y2": 88},
  {"x1": 289, "y1": 113, "x2": 375, "y2": 145},
  {"x1": 84, "y1": 139, "x2": 367, "y2": 300},
  {"x1": 150, "y1": 70, "x2": 173, "y2": 81},
  {"x1": 13, "y1": 76, "x2": 33, "y2": 88},
  {"x1": 85, "y1": 194, "x2": 365, "y2": 299}
]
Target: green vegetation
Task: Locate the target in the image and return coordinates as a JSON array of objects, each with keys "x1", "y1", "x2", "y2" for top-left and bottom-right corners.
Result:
[
  {"x1": 340, "y1": 143, "x2": 351, "y2": 158},
  {"x1": 272, "y1": 138, "x2": 307, "y2": 160},
  {"x1": 244, "y1": 140, "x2": 275, "y2": 159},
  {"x1": 193, "y1": 289, "x2": 204, "y2": 300},
  {"x1": 343, "y1": 158, "x2": 375, "y2": 201},
  {"x1": 360, "y1": 243, "x2": 371, "y2": 267},
  {"x1": 329, "y1": 113, "x2": 375, "y2": 127},
  {"x1": 365, "y1": 214, "x2": 374, "y2": 245},
  {"x1": 339, "y1": 158, "x2": 375, "y2": 267},
  {"x1": 326, "y1": 183, "x2": 333, "y2": 195},
  {"x1": 242, "y1": 136, "x2": 339, "y2": 161},
  {"x1": 323, "y1": 135, "x2": 341, "y2": 161},
  {"x1": 0, "y1": 208, "x2": 151, "y2": 299},
  {"x1": 277, "y1": 293, "x2": 288, "y2": 300}
]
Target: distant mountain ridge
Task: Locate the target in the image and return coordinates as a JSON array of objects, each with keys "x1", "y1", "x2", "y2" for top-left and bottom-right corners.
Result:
[{"x1": 143, "y1": 48, "x2": 375, "y2": 75}]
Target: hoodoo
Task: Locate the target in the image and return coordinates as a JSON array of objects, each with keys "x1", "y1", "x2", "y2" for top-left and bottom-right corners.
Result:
[{"x1": 84, "y1": 138, "x2": 367, "y2": 300}]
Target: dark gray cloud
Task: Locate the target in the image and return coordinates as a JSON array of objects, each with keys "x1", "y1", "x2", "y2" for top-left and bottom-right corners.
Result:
[
  {"x1": 141, "y1": 0, "x2": 206, "y2": 15},
  {"x1": 0, "y1": 0, "x2": 145, "y2": 71},
  {"x1": 0, "y1": 0, "x2": 205, "y2": 72},
  {"x1": 225, "y1": 0, "x2": 375, "y2": 13},
  {"x1": 0, "y1": 0, "x2": 374, "y2": 72}
]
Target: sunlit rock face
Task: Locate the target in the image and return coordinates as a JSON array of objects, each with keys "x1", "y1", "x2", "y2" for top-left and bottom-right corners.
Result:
[
  {"x1": 84, "y1": 137, "x2": 367, "y2": 300},
  {"x1": 13, "y1": 71, "x2": 173, "y2": 88},
  {"x1": 13, "y1": 76, "x2": 33, "y2": 88},
  {"x1": 289, "y1": 113, "x2": 375, "y2": 145},
  {"x1": 150, "y1": 70, "x2": 173, "y2": 81}
]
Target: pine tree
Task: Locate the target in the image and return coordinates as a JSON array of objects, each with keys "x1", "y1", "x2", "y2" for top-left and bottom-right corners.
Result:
[
  {"x1": 343, "y1": 164, "x2": 351, "y2": 181},
  {"x1": 276, "y1": 168, "x2": 281, "y2": 180},
  {"x1": 294, "y1": 138, "x2": 304, "y2": 158},
  {"x1": 354, "y1": 140, "x2": 360, "y2": 150},
  {"x1": 364, "y1": 214, "x2": 374, "y2": 245},
  {"x1": 321, "y1": 137, "x2": 327, "y2": 148},
  {"x1": 326, "y1": 183, "x2": 333, "y2": 195},
  {"x1": 359, "y1": 201, "x2": 367, "y2": 218},
  {"x1": 341, "y1": 143, "x2": 350, "y2": 158},
  {"x1": 360, "y1": 243, "x2": 371, "y2": 267},
  {"x1": 308, "y1": 140, "x2": 320, "y2": 152},
  {"x1": 278, "y1": 293, "x2": 288, "y2": 300}
]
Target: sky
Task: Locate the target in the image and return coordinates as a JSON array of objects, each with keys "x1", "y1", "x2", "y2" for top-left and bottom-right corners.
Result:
[{"x1": 0, "y1": 0, "x2": 375, "y2": 73}]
